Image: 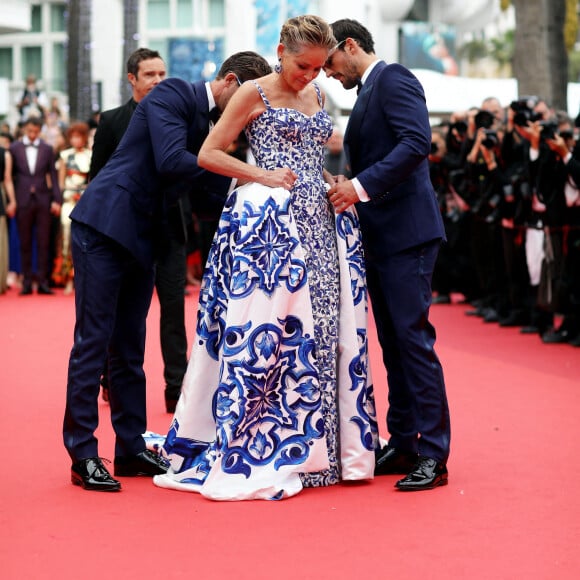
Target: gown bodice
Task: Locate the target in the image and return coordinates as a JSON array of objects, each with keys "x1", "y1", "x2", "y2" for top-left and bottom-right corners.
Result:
[{"x1": 245, "y1": 81, "x2": 333, "y2": 189}]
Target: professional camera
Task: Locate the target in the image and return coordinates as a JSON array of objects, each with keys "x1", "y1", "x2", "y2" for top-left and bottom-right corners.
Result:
[
  {"x1": 474, "y1": 110, "x2": 495, "y2": 130},
  {"x1": 539, "y1": 120, "x2": 558, "y2": 141},
  {"x1": 510, "y1": 96, "x2": 543, "y2": 126},
  {"x1": 482, "y1": 129, "x2": 499, "y2": 149},
  {"x1": 450, "y1": 120, "x2": 468, "y2": 135}
]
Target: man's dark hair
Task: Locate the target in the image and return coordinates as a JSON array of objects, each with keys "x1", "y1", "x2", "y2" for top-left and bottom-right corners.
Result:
[
  {"x1": 127, "y1": 48, "x2": 163, "y2": 77},
  {"x1": 24, "y1": 117, "x2": 43, "y2": 128},
  {"x1": 330, "y1": 19, "x2": 375, "y2": 54},
  {"x1": 216, "y1": 51, "x2": 271, "y2": 84}
]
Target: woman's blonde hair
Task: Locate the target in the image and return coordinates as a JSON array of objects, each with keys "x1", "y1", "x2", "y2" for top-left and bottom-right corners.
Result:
[{"x1": 280, "y1": 14, "x2": 336, "y2": 54}]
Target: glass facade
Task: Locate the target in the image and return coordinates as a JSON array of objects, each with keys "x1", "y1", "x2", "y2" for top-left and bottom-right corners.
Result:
[
  {"x1": 147, "y1": 0, "x2": 171, "y2": 29},
  {"x1": 0, "y1": 47, "x2": 13, "y2": 79},
  {"x1": 50, "y1": 3, "x2": 67, "y2": 33},
  {"x1": 22, "y1": 46, "x2": 42, "y2": 80},
  {"x1": 30, "y1": 5, "x2": 42, "y2": 33},
  {"x1": 176, "y1": 0, "x2": 194, "y2": 28},
  {"x1": 208, "y1": 0, "x2": 224, "y2": 27},
  {"x1": 52, "y1": 42, "x2": 66, "y2": 91}
]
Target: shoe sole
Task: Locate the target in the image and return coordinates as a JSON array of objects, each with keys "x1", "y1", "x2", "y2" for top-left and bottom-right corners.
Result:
[
  {"x1": 395, "y1": 476, "x2": 449, "y2": 491},
  {"x1": 71, "y1": 474, "x2": 121, "y2": 491}
]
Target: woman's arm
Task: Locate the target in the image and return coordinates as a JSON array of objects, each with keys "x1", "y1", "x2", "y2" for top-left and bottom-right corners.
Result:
[
  {"x1": 3, "y1": 151, "x2": 16, "y2": 217},
  {"x1": 198, "y1": 82, "x2": 297, "y2": 190}
]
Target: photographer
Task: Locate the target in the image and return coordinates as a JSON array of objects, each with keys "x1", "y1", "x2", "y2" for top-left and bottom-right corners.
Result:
[
  {"x1": 514, "y1": 98, "x2": 570, "y2": 338},
  {"x1": 430, "y1": 125, "x2": 479, "y2": 303},
  {"x1": 462, "y1": 106, "x2": 508, "y2": 322},
  {"x1": 540, "y1": 130, "x2": 580, "y2": 346},
  {"x1": 494, "y1": 102, "x2": 538, "y2": 329}
]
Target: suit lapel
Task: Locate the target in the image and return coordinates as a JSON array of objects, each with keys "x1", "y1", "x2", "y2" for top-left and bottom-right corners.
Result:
[
  {"x1": 345, "y1": 61, "x2": 386, "y2": 166},
  {"x1": 188, "y1": 81, "x2": 211, "y2": 153}
]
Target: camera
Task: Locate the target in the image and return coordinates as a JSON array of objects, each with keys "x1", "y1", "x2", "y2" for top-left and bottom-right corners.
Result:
[
  {"x1": 510, "y1": 96, "x2": 543, "y2": 126},
  {"x1": 539, "y1": 121, "x2": 558, "y2": 141},
  {"x1": 474, "y1": 110, "x2": 495, "y2": 130},
  {"x1": 482, "y1": 129, "x2": 499, "y2": 149},
  {"x1": 450, "y1": 120, "x2": 468, "y2": 135}
]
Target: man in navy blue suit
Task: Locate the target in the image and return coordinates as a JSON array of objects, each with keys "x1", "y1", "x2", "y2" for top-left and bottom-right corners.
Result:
[
  {"x1": 324, "y1": 20, "x2": 451, "y2": 491},
  {"x1": 63, "y1": 51, "x2": 272, "y2": 491}
]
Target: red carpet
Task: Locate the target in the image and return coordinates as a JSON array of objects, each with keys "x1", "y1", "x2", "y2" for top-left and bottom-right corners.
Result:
[{"x1": 1, "y1": 287, "x2": 579, "y2": 579}]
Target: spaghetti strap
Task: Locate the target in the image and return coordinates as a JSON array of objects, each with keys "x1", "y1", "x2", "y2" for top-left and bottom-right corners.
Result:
[
  {"x1": 312, "y1": 82, "x2": 324, "y2": 108},
  {"x1": 251, "y1": 80, "x2": 271, "y2": 109}
]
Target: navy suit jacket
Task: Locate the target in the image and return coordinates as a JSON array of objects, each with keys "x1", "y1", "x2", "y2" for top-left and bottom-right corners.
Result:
[
  {"x1": 10, "y1": 139, "x2": 61, "y2": 208},
  {"x1": 71, "y1": 78, "x2": 230, "y2": 268},
  {"x1": 344, "y1": 61, "x2": 445, "y2": 259}
]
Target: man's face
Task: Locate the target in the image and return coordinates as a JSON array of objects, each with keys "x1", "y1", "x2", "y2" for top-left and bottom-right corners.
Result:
[
  {"x1": 129, "y1": 57, "x2": 167, "y2": 102},
  {"x1": 323, "y1": 41, "x2": 359, "y2": 91},
  {"x1": 24, "y1": 123, "x2": 41, "y2": 142},
  {"x1": 534, "y1": 100, "x2": 551, "y2": 121}
]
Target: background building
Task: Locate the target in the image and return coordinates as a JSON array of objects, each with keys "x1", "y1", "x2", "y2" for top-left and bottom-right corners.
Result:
[{"x1": 0, "y1": 0, "x2": 518, "y2": 131}]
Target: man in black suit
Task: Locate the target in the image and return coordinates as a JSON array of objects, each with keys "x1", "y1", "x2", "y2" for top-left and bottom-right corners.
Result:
[
  {"x1": 64, "y1": 51, "x2": 272, "y2": 492},
  {"x1": 91, "y1": 48, "x2": 189, "y2": 413}
]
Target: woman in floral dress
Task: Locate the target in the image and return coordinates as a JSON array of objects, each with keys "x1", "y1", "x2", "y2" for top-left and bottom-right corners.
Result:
[{"x1": 154, "y1": 15, "x2": 377, "y2": 500}]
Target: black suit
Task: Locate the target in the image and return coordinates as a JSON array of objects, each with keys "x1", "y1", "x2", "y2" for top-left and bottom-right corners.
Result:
[
  {"x1": 89, "y1": 99, "x2": 137, "y2": 180},
  {"x1": 89, "y1": 97, "x2": 189, "y2": 403}
]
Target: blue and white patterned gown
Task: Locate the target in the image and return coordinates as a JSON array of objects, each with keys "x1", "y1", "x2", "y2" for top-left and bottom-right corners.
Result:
[{"x1": 153, "y1": 81, "x2": 377, "y2": 500}]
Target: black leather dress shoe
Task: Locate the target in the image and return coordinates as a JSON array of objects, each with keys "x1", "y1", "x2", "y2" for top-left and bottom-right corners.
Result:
[
  {"x1": 19, "y1": 284, "x2": 33, "y2": 295},
  {"x1": 114, "y1": 449, "x2": 169, "y2": 477},
  {"x1": 482, "y1": 307, "x2": 499, "y2": 323},
  {"x1": 499, "y1": 310, "x2": 529, "y2": 328},
  {"x1": 520, "y1": 325, "x2": 540, "y2": 334},
  {"x1": 465, "y1": 307, "x2": 484, "y2": 317},
  {"x1": 395, "y1": 456, "x2": 448, "y2": 491},
  {"x1": 542, "y1": 328, "x2": 572, "y2": 344},
  {"x1": 71, "y1": 457, "x2": 121, "y2": 491},
  {"x1": 37, "y1": 283, "x2": 55, "y2": 295},
  {"x1": 374, "y1": 446, "x2": 418, "y2": 476}
]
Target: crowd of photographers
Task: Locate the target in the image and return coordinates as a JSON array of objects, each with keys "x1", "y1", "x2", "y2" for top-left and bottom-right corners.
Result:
[{"x1": 429, "y1": 95, "x2": 580, "y2": 347}]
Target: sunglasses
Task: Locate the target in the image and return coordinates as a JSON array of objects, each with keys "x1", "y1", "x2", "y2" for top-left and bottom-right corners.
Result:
[{"x1": 324, "y1": 39, "x2": 346, "y2": 69}]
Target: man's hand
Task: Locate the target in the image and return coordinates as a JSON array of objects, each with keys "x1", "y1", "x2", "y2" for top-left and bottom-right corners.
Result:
[
  {"x1": 545, "y1": 134, "x2": 569, "y2": 160},
  {"x1": 5, "y1": 200, "x2": 16, "y2": 218},
  {"x1": 327, "y1": 180, "x2": 359, "y2": 213}
]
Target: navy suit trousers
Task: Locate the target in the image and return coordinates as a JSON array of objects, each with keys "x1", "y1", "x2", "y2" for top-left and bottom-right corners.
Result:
[
  {"x1": 366, "y1": 239, "x2": 451, "y2": 462},
  {"x1": 63, "y1": 222, "x2": 155, "y2": 461}
]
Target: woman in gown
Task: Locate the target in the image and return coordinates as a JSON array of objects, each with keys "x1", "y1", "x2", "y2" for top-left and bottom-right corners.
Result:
[
  {"x1": 153, "y1": 14, "x2": 378, "y2": 500},
  {"x1": 52, "y1": 122, "x2": 91, "y2": 293}
]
